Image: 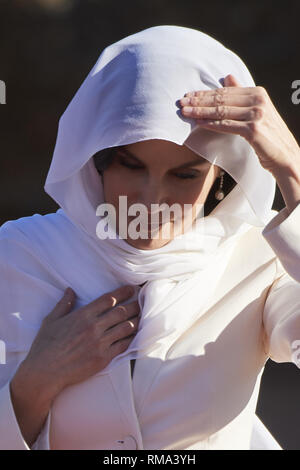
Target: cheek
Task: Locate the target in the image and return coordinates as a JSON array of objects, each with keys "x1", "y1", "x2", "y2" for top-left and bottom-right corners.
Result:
[
  {"x1": 192, "y1": 172, "x2": 217, "y2": 202},
  {"x1": 102, "y1": 169, "x2": 132, "y2": 204},
  {"x1": 170, "y1": 180, "x2": 207, "y2": 207},
  {"x1": 102, "y1": 168, "x2": 150, "y2": 207},
  {"x1": 172, "y1": 175, "x2": 217, "y2": 216}
]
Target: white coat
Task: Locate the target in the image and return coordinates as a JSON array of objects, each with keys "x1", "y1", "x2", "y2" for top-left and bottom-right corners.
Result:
[{"x1": 1, "y1": 203, "x2": 300, "y2": 450}]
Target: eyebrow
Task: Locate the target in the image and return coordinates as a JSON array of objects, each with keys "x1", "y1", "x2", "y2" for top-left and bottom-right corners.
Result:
[{"x1": 117, "y1": 147, "x2": 210, "y2": 169}]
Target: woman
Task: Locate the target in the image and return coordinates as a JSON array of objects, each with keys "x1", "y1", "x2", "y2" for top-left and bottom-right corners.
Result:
[{"x1": 1, "y1": 25, "x2": 300, "y2": 450}]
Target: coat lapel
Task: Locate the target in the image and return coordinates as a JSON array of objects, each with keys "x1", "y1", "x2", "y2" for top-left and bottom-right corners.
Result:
[{"x1": 108, "y1": 359, "x2": 144, "y2": 447}]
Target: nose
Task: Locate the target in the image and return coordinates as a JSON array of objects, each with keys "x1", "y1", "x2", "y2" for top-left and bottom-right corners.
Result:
[{"x1": 137, "y1": 181, "x2": 168, "y2": 214}]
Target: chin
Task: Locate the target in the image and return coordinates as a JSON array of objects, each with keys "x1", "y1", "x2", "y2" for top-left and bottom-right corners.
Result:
[
  {"x1": 120, "y1": 222, "x2": 180, "y2": 249},
  {"x1": 126, "y1": 236, "x2": 172, "y2": 250}
]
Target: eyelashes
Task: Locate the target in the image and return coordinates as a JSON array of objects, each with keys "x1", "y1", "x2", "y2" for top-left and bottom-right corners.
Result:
[
  {"x1": 118, "y1": 155, "x2": 200, "y2": 180},
  {"x1": 174, "y1": 172, "x2": 198, "y2": 180},
  {"x1": 119, "y1": 159, "x2": 142, "y2": 170}
]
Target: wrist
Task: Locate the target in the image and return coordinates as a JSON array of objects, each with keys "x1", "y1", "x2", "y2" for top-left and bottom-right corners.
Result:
[
  {"x1": 272, "y1": 161, "x2": 300, "y2": 215},
  {"x1": 11, "y1": 359, "x2": 59, "y2": 409}
]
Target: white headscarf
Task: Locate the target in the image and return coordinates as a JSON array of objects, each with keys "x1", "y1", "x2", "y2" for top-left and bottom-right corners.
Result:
[
  {"x1": 1, "y1": 25, "x2": 277, "y2": 381},
  {"x1": 43, "y1": 25, "x2": 276, "y2": 375}
]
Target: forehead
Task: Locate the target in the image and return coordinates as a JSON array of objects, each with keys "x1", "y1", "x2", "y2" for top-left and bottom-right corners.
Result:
[{"x1": 122, "y1": 140, "x2": 209, "y2": 165}]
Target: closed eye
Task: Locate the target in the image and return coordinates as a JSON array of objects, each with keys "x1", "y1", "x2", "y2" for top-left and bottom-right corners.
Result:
[
  {"x1": 118, "y1": 152, "x2": 202, "y2": 180},
  {"x1": 173, "y1": 172, "x2": 199, "y2": 179},
  {"x1": 119, "y1": 159, "x2": 143, "y2": 170}
]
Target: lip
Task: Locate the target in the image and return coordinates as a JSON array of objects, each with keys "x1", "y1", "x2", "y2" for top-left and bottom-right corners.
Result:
[
  {"x1": 147, "y1": 220, "x2": 174, "y2": 226},
  {"x1": 146, "y1": 224, "x2": 163, "y2": 230},
  {"x1": 127, "y1": 216, "x2": 174, "y2": 228}
]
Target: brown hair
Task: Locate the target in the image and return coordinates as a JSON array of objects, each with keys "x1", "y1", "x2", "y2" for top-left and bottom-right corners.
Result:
[{"x1": 93, "y1": 147, "x2": 117, "y2": 174}]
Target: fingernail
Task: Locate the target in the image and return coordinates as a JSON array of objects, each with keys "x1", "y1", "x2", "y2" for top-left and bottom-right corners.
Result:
[{"x1": 180, "y1": 97, "x2": 191, "y2": 105}]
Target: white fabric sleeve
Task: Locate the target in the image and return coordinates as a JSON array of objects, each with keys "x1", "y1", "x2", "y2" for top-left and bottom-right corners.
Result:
[
  {"x1": 262, "y1": 202, "x2": 300, "y2": 366},
  {"x1": 0, "y1": 222, "x2": 53, "y2": 449},
  {"x1": 262, "y1": 203, "x2": 300, "y2": 284}
]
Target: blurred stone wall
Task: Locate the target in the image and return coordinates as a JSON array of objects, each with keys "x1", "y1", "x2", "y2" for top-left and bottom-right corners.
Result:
[{"x1": 0, "y1": 0, "x2": 300, "y2": 449}]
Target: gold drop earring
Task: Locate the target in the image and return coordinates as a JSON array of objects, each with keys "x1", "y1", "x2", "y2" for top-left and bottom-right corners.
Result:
[{"x1": 215, "y1": 169, "x2": 225, "y2": 201}]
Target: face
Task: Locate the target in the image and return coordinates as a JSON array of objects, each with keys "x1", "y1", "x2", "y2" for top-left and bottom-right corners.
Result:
[{"x1": 101, "y1": 139, "x2": 221, "y2": 250}]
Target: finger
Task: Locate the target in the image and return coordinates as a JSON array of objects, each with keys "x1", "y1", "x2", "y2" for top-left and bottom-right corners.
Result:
[
  {"x1": 86, "y1": 285, "x2": 136, "y2": 317},
  {"x1": 180, "y1": 94, "x2": 255, "y2": 108},
  {"x1": 183, "y1": 86, "x2": 257, "y2": 99},
  {"x1": 100, "y1": 299, "x2": 140, "y2": 330},
  {"x1": 104, "y1": 314, "x2": 140, "y2": 345},
  {"x1": 195, "y1": 118, "x2": 249, "y2": 138},
  {"x1": 108, "y1": 334, "x2": 136, "y2": 359},
  {"x1": 47, "y1": 287, "x2": 76, "y2": 320},
  {"x1": 181, "y1": 105, "x2": 255, "y2": 121}
]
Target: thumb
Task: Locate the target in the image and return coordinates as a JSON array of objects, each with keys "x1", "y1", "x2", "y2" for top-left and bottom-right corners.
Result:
[{"x1": 47, "y1": 287, "x2": 76, "y2": 321}]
